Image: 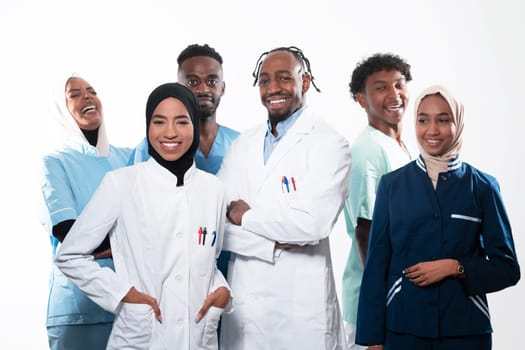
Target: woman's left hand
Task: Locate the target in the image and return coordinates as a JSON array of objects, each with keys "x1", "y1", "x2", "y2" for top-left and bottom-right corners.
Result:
[
  {"x1": 404, "y1": 259, "x2": 458, "y2": 286},
  {"x1": 195, "y1": 287, "x2": 230, "y2": 323}
]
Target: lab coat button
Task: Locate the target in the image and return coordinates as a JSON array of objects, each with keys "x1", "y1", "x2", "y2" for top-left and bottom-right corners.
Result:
[
  {"x1": 176, "y1": 232, "x2": 183, "y2": 238},
  {"x1": 175, "y1": 275, "x2": 183, "y2": 281}
]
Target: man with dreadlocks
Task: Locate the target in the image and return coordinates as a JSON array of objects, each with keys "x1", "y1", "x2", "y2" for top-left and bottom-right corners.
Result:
[{"x1": 217, "y1": 46, "x2": 350, "y2": 349}]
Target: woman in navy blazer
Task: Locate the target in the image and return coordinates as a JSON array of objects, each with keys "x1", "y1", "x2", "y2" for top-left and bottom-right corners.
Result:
[{"x1": 356, "y1": 85, "x2": 520, "y2": 350}]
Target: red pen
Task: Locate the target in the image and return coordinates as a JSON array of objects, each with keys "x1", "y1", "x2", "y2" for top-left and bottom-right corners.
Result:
[{"x1": 291, "y1": 177, "x2": 296, "y2": 191}]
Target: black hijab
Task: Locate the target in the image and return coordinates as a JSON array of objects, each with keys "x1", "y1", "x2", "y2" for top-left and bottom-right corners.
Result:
[{"x1": 146, "y1": 82, "x2": 200, "y2": 186}]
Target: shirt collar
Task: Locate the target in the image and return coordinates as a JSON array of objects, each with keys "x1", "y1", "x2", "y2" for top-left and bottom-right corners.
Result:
[{"x1": 265, "y1": 106, "x2": 306, "y2": 141}]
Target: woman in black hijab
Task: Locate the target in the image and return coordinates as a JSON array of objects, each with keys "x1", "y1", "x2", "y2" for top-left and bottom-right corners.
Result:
[{"x1": 56, "y1": 82, "x2": 231, "y2": 349}]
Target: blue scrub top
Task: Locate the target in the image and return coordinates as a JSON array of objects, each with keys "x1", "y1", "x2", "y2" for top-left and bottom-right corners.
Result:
[{"x1": 41, "y1": 142, "x2": 131, "y2": 326}]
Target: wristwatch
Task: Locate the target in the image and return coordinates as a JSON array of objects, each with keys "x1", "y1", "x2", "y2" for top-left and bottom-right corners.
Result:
[{"x1": 456, "y1": 262, "x2": 465, "y2": 278}]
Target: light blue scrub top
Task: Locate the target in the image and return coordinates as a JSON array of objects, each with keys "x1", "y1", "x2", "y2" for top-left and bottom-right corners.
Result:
[
  {"x1": 342, "y1": 126, "x2": 411, "y2": 324},
  {"x1": 41, "y1": 142, "x2": 131, "y2": 326}
]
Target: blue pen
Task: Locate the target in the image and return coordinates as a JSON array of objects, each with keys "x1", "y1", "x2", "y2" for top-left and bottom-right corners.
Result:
[
  {"x1": 211, "y1": 231, "x2": 217, "y2": 246},
  {"x1": 202, "y1": 227, "x2": 207, "y2": 245},
  {"x1": 283, "y1": 176, "x2": 290, "y2": 193}
]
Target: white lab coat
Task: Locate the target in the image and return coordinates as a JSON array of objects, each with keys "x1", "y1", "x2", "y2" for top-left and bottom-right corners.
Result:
[
  {"x1": 217, "y1": 106, "x2": 350, "y2": 350},
  {"x1": 56, "y1": 159, "x2": 229, "y2": 350}
]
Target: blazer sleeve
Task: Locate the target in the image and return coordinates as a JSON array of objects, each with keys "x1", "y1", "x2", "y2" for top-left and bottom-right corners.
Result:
[{"x1": 462, "y1": 177, "x2": 520, "y2": 294}]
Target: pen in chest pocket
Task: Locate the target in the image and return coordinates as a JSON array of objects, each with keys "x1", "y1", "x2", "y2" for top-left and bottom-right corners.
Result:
[{"x1": 281, "y1": 176, "x2": 297, "y2": 193}]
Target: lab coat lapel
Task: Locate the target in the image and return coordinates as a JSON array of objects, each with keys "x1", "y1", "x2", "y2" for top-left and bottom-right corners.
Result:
[{"x1": 263, "y1": 107, "x2": 315, "y2": 174}]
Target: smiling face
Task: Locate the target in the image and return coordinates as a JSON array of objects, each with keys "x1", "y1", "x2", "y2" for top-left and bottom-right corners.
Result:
[
  {"x1": 416, "y1": 94, "x2": 457, "y2": 156},
  {"x1": 148, "y1": 97, "x2": 194, "y2": 161},
  {"x1": 178, "y1": 56, "x2": 225, "y2": 121},
  {"x1": 257, "y1": 50, "x2": 311, "y2": 124},
  {"x1": 356, "y1": 69, "x2": 408, "y2": 134},
  {"x1": 65, "y1": 77, "x2": 103, "y2": 130}
]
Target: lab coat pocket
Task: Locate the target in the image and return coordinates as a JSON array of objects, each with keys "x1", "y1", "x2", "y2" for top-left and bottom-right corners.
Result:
[
  {"x1": 199, "y1": 306, "x2": 223, "y2": 349},
  {"x1": 109, "y1": 303, "x2": 154, "y2": 349}
]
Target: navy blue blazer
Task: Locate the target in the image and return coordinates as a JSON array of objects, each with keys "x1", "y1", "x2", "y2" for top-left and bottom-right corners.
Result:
[{"x1": 356, "y1": 157, "x2": 520, "y2": 345}]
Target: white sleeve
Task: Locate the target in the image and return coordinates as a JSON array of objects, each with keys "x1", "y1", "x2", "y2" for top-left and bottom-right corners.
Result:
[
  {"x1": 223, "y1": 222, "x2": 276, "y2": 263},
  {"x1": 242, "y1": 132, "x2": 351, "y2": 244},
  {"x1": 55, "y1": 173, "x2": 132, "y2": 313},
  {"x1": 217, "y1": 139, "x2": 278, "y2": 262}
]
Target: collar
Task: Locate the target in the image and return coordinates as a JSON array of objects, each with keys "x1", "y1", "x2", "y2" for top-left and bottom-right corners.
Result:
[
  {"x1": 265, "y1": 106, "x2": 306, "y2": 140},
  {"x1": 416, "y1": 154, "x2": 462, "y2": 173}
]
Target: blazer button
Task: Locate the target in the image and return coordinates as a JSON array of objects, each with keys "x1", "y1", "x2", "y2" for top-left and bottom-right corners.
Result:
[{"x1": 433, "y1": 213, "x2": 439, "y2": 220}]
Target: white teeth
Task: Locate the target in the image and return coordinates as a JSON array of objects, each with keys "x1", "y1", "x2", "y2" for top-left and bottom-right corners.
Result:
[
  {"x1": 82, "y1": 105, "x2": 96, "y2": 113},
  {"x1": 386, "y1": 104, "x2": 402, "y2": 110},
  {"x1": 162, "y1": 142, "x2": 179, "y2": 147},
  {"x1": 270, "y1": 98, "x2": 286, "y2": 104}
]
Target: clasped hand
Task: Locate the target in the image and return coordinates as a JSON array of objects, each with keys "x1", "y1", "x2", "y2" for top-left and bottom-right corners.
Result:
[{"x1": 403, "y1": 258, "x2": 458, "y2": 287}]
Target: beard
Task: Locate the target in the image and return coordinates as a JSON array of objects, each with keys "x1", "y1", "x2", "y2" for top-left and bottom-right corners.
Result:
[
  {"x1": 197, "y1": 95, "x2": 220, "y2": 121},
  {"x1": 198, "y1": 107, "x2": 215, "y2": 121}
]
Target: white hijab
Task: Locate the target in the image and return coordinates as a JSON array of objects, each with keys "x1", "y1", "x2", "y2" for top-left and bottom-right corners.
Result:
[
  {"x1": 52, "y1": 74, "x2": 110, "y2": 157},
  {"x1": 414, "y1": 85, "x2": 464, "y2": 188}
]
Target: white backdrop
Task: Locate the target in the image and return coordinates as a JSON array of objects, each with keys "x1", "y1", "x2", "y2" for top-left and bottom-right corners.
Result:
[{"x1": 2, "y1": 0, "x2": 524, "y2": 348}]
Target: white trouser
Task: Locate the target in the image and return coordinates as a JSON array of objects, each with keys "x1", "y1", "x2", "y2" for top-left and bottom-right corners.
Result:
[{"x1": 344, "y1": 321, "x2": 367, "y2": 350}]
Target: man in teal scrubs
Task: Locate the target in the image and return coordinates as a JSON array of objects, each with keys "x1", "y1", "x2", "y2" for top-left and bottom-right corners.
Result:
[{"x1": 341, "y1": 53, "x2": 412, "y2": 349}]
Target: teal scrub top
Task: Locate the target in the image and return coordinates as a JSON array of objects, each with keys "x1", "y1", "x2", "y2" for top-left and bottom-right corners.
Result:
[{"x1": 342, "y1": 126, "x2": 411, "y2": 323}]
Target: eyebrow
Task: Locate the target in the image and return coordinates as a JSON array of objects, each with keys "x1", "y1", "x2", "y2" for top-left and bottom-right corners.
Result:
[
  {"x1": 372, "y1": 77, "x2": 406, "y2": 85},
  {"x1": 417, "y1": 111, "x2": 451, "y2": 117},
  {"x1": 151, "y1": 114, "x2": 190, "y2": 119}
]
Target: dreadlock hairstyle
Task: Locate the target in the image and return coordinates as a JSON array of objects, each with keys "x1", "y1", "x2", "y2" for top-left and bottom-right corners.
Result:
[
  {"x1": 349, "y1": 53, "x2": 412, "y2": 101},
  {"x1": 177, "y1": 43, "x2": 223, "y2": 66},
  {"x1": 252, "y1": 46, "x2": 321, "y2": 92}
]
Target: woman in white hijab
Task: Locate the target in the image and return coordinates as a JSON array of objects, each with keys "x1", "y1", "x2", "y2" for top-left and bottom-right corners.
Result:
[
  {"x1": 40, "y1": 75, "x2": 131, "y2": 350},
  {"x1": 355, "y1": 85, "x2": 520, "y2": 349}
]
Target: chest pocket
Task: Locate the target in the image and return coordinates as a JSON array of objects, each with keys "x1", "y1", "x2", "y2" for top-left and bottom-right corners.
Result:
[{"x1": 448, "y1": 207, "x2": 484, "y2": 253}]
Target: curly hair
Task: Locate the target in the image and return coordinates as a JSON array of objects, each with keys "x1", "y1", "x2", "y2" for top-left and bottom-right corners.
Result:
[
  {"x1": 349, "y1": 53, "x2": 412, "y2": 101},
  {"x1": 177, "y1": 44, "x2": 223, "y2": 66}
]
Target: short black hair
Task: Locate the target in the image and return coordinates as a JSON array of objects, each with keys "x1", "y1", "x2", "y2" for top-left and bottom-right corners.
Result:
[
  {"x1": 177, "y1": 44, "x2": 223, "y2": 66},
  {"x1": 252, "y1": 46, "x2": 321, "y2": 92},
  {"x1": 349, "y1": 53, "x2": 412, "y2": 101}
]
